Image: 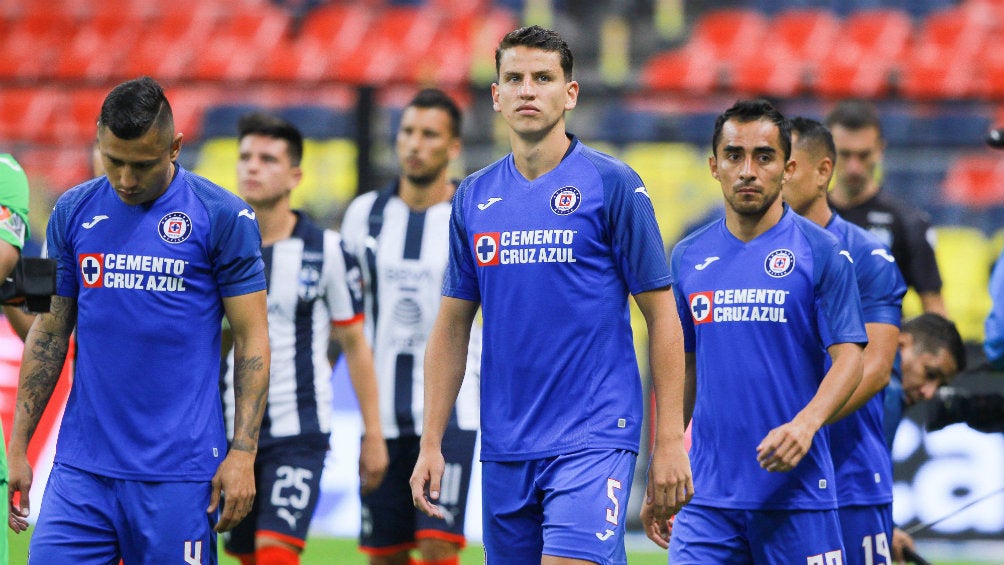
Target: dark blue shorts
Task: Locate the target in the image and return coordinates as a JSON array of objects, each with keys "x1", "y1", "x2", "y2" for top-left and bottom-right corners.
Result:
[
  {"x1": 360, "y1": 429, "x2": 477, "y2": 555},
  {"x1": 839, "y1": 503, "x2": 893, "y2": 565},
  {"x1": 669, "y1": 503, "x2": 846, "y2": 565},
  {"x1": 223, "y1": 437, "x2": 328, "y2": 556},
  {"x1": 30, "y1": 463, "x2": 217, "y2": 565},
  {"x1": 481, "y1": 448, "x2": 637, "y2": 565}
]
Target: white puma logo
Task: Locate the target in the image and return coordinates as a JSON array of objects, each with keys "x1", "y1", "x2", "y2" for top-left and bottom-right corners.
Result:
[
  {"x1": 634, "y1": 186, "x2": 650, "y2": 198},
  {"x1": 477, "y1": 197, "x2": 503, "y2": 210},
  {"x1": 239, "y1": 209, "x2": 256, "y2": 220},
  {"x1": 82, "y1": 215, "x2": 109, "y2": 229},
  {"x1": 695, "y1": 256, "x2": 720, "y2": 270}
]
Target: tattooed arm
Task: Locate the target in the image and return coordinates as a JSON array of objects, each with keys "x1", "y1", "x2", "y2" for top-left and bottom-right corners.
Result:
[
  {"x1": 209, "y1": 289, "x2": 269, "y2": 532},
  {"x1": 8, "y1": 295, "x2": 76, "y2": 533}
]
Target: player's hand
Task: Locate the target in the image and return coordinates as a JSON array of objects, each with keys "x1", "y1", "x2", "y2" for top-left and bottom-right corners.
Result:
[
  {"x1": 756, "y1": 418, "x2": 815, "y2": 472},
  {"x1": 359, "y1": 433, "x2": 389, "y2": 495},
  {"x1": 409, "y1": 447, "x2": 445, "y2": 519},
  {"x1": 209, "y1": 449, "x2": 256, "y2": 532},
  {"x1": 891, "y1": 527, "x2": 916, "y2": 564},
  {"x1": 646, "y1": 442, "x2": 694, "y2": 521},
  {"x1": 7, "y1": 451, "x2": 32, "y2": 533},
  {"x1": 639, "y1": 496, "x2": 674, "y2": 549}
]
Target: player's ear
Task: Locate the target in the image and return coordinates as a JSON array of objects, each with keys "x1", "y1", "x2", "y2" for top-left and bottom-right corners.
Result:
[{"x1": 708, "y1": 155, "x2": 719, "y2": 179}]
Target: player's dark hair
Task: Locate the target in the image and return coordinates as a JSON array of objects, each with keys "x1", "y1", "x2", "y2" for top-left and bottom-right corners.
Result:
[
  {"x1": 237, "y1": 111, "x2": 304, "y2": 167},
  {"x1": 903, "y1": 313, "x2": 967, "y2": 373},
  {"x1": 825, "y1": 99, "x2": 884, "y2": 140},
  {"x1": 407, "y1": 88, "x2": 462, "y2": 138},
  {"x1": 790, "y1": 116, "x2": 836, "y2": 165},
  {"x1": 712, "y1": 98, "x2": 791, "y2": 160},
  {"x1": 495, "y1": 25, "x2": 573, "y2": 80},
  {"x1": 98, "y1": 76, "x2": 174, "y2": 142}
]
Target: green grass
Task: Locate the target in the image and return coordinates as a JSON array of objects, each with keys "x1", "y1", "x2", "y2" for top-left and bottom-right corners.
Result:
[{"x1": 8, "y1": 528, "x2": 995, "y2": 564}]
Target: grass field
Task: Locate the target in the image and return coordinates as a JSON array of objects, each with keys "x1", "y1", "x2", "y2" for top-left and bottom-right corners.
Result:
[{"x1": 7, "y1": 528, "x2": 995, "y2": 564}]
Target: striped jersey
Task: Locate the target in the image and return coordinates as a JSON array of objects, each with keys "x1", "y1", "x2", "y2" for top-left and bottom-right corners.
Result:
[
  {"x1": 47, "y1": 165, "x2": 265, "y2": 481},
  {"x1": 443, "y1": 138, "x2": 670, "y2": 462},
  {"x1": 670, "y1": 206, "x2": 867, "y2": 510},
  {"x1": 341, "y1": 182, "x2": 481, "y2": 440},
  {"x1": 825, "y1": 213, "x2": 906, "y2": 507},
  {"x1": 222, "y1": 211, "x2": 364, "y2": 446}
]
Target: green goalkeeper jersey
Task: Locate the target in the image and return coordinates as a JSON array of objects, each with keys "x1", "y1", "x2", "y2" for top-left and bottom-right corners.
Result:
[{"x1": 0, "y1": 153, "x2": 30, "y2": 251}]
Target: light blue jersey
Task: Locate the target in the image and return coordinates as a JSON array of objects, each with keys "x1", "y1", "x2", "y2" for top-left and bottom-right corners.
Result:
[
  {"x1": 444, "y1": 137, "x2": 670, "y2": 462},
  {"x1": 670, "y1": 206, "x2": 866, "y2": 511},
  {"x1": 47, "y1": 165, "x2": 265, "y2": 481}
]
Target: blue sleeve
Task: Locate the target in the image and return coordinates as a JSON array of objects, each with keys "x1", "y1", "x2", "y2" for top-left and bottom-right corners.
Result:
[
  {"x1": 202, "y1": 190, "x2": 265, "y2": 297},
  {"x1": 47, "y1": 194, "x2": 78, "y2": 298},
  {"x1": 600, "y1": 160, "x2": 672, "y2": 295},
  {"x1": 856, "y1": 246, "x2": 907, "y2": 327},
  {"x1": 985, "y1": 250, "x2": 1004, "y2": 369},
  {"x1": 814, "y1": 238, "x2": 868, "y2": 347},
  {"x1": 442, "y1": 180, "x2": 480, "y2": 302},
  {"x1": 669, "y1": 239, "x2": 696, "y2": 352}
]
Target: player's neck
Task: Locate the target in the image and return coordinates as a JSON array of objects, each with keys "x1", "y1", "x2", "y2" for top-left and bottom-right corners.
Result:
[
  {"x1": 254, "y1": 202, "x2": 297, "y2": 246},
  {"x1": 831, "y1": 181, "x2": 879, "y2": 208},
  {"x1": 399, "y1": 175, "x2": 454, "y2": 211},
  {"x1": 509, "y1": 126, "x2": 570, "y2": 181},
  {"x1": 803, "y1": 195, "x2": 833, "y2": 227},
  {"x1": 725, "y1": 202, "x2": 784, "y2": 243}
]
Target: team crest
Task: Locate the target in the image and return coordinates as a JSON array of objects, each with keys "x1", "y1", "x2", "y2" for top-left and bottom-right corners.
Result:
[
  {"x1": 298, "y1": 264, "x2": 321, "y2": 301},
  {"x1": 689, "y1": 291, "x2": 714, "y2": 324},
  {"x1": 473, "y1": 232, "x2": 500, "y2": 266},
  {"x1": 158, "y1": 211, "x2": 192, "y2": 244},
  {"x1": 79, "y1": 253, "x2": 104, "y2": 288},
  {"x1": 765, "y1": 249, "x2": 795, "y2": 278},
  {"x1": 550, "y1": 186, "x2": 581, "y2": 215}
]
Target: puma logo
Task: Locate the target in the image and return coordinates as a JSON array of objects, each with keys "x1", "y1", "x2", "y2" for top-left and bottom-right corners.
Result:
[{"x1": 239, "y1": 209, "x2": 256, "y2": 220}]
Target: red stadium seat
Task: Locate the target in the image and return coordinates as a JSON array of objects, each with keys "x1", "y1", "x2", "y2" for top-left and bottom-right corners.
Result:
[
  {"x1": 327, "y1": 7, "x2": 444, "y2": 85},
  {"x1": 0, "y1": 11, "x2": 74, "y2": 80},
  {"x1": 814, "y1": 9, "x2": 912, "y2": 98},
  {"x1": 0, "y1": 88, "x2": 63, "y2": 144},
  {"x1": 898, "y1": 8, "x2": 988, "y2": 100},
  {"x1": 192, "y1": 10, "x2": 291, "y2": 82},
  {"x1": 51, "y1": 12, "x2": 142, "y2": 81},
  {"x1": 942, "y1": 154, "x2": 1004, "y2": 207}
]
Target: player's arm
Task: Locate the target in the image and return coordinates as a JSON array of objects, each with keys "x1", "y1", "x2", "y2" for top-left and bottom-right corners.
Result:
[
  {"x1": 410, "y1": 296, "x2": 478, "y2": 518},
  {"x1": 7, "y1": 295, "x2": 76, "y2": 533},
  {"x1": 210, "y1": 290, "x2": 269, "y2": 532},
  {"x1": 636, "y1": 288, "x2": 693, "y2": 520},
  {"x1": 756, "y1": 341, "x2": 863, "y2": 472},
  {"x1": 332, "y1": 319, "x2": 388, "y2": 495},
  {"x1": 832, "y1": 321, "x2": 898, "y2": 420},
  {"x1": 918, "y1": 291, "x2": 947, "y2": 317}
]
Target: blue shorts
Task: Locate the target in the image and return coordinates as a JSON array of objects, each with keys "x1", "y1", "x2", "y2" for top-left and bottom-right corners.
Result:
[
  {"x1": 669, "y1": 504, "x2": 845, "y2": 565},
  {"x1": 30, "y1": 463, "x2": 217, "y2": 565},
  {"x1": 223, "y1": 436, "x2": 328, "y2": 557},
  {"x1": 839, "y1": 504, "x2": 893, "y2": 565},
  {"x1": 360, "y1": 429, "x2": 477, "y2": 554},
  {"x1": 481, "y1": 448, "x2": 637, "y2": 565}
]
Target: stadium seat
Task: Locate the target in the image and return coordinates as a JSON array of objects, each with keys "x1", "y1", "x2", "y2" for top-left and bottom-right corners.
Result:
[
  {"x1": 192, "y1": 10, "x2": 291, "y2": 82},
  {"x1": 200, "y1": 104, "x2": 265, "y2": 139},
  {"x1": 295, "y1": 139, "x2": 359, "y2": 214},
  {"x1": 941, "y1": 154, "x2": 1004, "y2": 207},
  {"x1": 279, "y1": 106, "x2": 356, "y2": 139},
  {"x1": 193, "y1": 138, "x2": 239, "y2": 193},
  {"x1": 813, "y1": 9, "x2": 911, "y2": 98},
  {"x1": 932, "y1": 225, "x2": 994, "y2": 341},
  {"x1": 732, "y1": 8, "x2": 840, "y2": 98},
  {"x1": 0, "y1": 11, "x2": 74, "y2": 80},
  {"x1": 897, "y1": 8, "x2": 988, "y2": 100}
]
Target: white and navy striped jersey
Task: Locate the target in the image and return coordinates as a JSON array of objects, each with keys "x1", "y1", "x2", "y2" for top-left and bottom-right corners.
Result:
[
  {"x1": 342, "y1": 183, "x2": 481, "y2": 440},
  {"x1": 223, "y1": 211, "x2": 364, "y2": 446}
]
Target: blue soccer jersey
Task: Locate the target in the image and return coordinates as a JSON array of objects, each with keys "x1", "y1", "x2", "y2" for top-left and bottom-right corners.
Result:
[
  {"x1": 444, "y1": 137, "x2": 671, "y2": 462},
  {"x1": 47, "y1": 165, "x2": 265, "y2": 481},
  {"x1": 826, "y1": 213, "x2": 906, "y2": 507},
  {"x1": 670, "y1": 206, "x2": 866, "y2": 510}
]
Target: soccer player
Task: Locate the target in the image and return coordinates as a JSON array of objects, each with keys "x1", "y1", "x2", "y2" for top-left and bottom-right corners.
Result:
[
  {"x1": 826, "y1": 100, "x2": 946, "y2": 316},
  {"x1": 646, "y1": 99, "x2": 867, "y2": 563},
  {"x1": 0, "y1": 152, "x2": 30, "y2": 562},
  {"x1": 341, "y1": 89, "x2": 481, "y2": 565},
  {"x1": 6, "y1": 77, "x2": 270, "y2": 565},
  {"x1": 410, "y1": 26, "x2": 693, "y2": 565},
  {"x1": 220, "y1": 111, "x2": 388, "y2": 565},
  {"x1": 785, "y1": 117, "x2": 906, "y2": 565}
]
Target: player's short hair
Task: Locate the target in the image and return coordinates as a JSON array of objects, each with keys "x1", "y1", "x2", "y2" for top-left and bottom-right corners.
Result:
[
  {"x1": 902, "y1": 313, "x2": 967, "y2": 373},
  {"x1": 99, "y1": 76, "x2": 174, "y2": 143},
  {"x1": 790, "y1": 116, "x2": 836, "y2": 165},
  {"x1": 407, "y1": 88, "x2": 463, "y2": 138},
  {"x1": 712, "y1": 98, "x2": 791, "y2": 160},
  {"x1": 825, "y1": 99, "x2": 884, "y2": 140},
  {"x1": 495, "y1": 25, "x2": 573, "y2": 81},
  {"x1": 237, "y1": 111, "x2": 304, "y2": 167}
]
